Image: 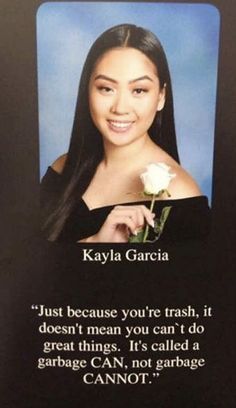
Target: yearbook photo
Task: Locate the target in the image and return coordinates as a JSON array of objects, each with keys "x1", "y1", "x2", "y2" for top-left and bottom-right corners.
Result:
[{"x1": 0, "y1": 1, "x2": 235, "y2": 407}]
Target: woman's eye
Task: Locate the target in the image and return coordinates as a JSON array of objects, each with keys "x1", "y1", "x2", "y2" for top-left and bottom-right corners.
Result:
[
  {"x1": 133, "y1": 88, "x2": 148, "y2": 95},
  {"x1": 97, "y1": 86, "x2": 113, "y2": 94}
]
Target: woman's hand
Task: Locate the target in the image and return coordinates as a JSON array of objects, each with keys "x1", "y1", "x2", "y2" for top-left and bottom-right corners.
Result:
[{"x1": 81, "y1": 205, "x2": 155, "y2": 243}]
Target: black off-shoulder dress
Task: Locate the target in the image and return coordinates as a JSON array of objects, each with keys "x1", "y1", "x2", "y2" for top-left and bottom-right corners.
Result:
[{"x1": 40, "y1": 167, "x2": 211, "y2": 243}]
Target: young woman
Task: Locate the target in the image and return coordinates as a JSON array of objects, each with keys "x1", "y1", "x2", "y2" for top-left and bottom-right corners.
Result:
[{"x1": 41, "y1": 24, "x2": 210, "y2": 243}]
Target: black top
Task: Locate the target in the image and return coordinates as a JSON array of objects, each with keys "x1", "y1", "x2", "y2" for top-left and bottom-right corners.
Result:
[{"x1": 41, "y1": 167, "x2": 211, "y2": 243}]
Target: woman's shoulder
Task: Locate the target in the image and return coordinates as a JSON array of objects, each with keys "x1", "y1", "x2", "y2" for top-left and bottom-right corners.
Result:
[
  {"x1": 168, "y1": 163, "x2": 201, "y2": 199},
  {"x1": 41, "y1": 153, "x2": 67, "y2": 192},
  {"x1": 51, "y1": 153, "x2": 67, "y2": 174},
  {"x1": 40, "y1": 154, "x2": 68, "y2": 211},
  {"x1": 150, "y1": 147, "x2": 202, "y2": 199}
]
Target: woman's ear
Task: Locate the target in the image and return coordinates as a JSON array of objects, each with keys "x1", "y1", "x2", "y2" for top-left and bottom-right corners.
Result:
[{"x1": 156, "y1": 83, "x2": 166, "y2": 112}]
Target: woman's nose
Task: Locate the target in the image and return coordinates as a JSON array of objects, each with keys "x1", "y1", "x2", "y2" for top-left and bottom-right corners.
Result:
[{"x1": 110, "y1": 91, "x2": 130, "y2": 115}]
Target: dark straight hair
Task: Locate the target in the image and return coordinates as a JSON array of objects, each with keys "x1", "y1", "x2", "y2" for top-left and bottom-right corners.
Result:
[{"x1": 45, "y1": 24, "x2": 180, "y2": 241}]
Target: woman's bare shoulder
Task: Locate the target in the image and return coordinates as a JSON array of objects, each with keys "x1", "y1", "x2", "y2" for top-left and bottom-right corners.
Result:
[
  {"x1": 148, "y1": 147, "x2": 202, "y2": 199},
  {"x1": 169, "y1": 164, "x2": 202, "y2": 199},
  {"x1": 51, "y1": 154, "x2": 67, "y2": 174}
]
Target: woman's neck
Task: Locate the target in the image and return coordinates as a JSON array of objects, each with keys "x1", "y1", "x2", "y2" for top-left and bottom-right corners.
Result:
[{"x1": 102, "y1": 134, "x2": 157, "y2": 170}]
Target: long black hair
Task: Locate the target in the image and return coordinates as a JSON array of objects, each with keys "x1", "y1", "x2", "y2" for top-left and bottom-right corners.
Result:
[{"x1": 45, "y1": 24, "x2": 180, "y2": 241}]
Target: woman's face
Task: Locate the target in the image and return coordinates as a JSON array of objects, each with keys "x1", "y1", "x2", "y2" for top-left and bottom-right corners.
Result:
[{"x1": 88, "y1": 47, "x2": 165, "y2": 148}]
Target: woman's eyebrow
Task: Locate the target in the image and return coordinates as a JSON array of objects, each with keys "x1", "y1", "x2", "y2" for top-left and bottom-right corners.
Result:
[
  {"x1": 94, "y1": 74, "x2": 154, "y2": 83},
  {"x1": 94, "y1": 74, "x2": 117, "y2": 83},
  {"x1": 130, "y1": 75, "x2": 154, "y2": 83}
]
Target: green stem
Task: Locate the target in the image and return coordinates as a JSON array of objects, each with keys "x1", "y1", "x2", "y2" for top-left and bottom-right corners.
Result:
[{"x1": 143, "y1": 194, "x2": 156, "y2": 243}]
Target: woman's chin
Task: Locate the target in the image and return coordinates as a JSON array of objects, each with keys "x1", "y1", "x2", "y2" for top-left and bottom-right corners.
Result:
[{"x1": 104, "y1": 134, "x2": 137, "y2": 148}]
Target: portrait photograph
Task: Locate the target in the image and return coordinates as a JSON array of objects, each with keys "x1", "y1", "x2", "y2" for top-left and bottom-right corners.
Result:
[
  {"x1": 37, "y1": 2, "x2": 219, "y2": 243},
  {"x1": 0, "y1": 1, "x2": 235, "y2": 407}
]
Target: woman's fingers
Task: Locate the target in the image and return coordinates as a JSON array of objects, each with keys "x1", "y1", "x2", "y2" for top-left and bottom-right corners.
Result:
[
  {"x1": 107, "y1": 212, "x2": 138, "y2": 236},
  {"x1": 113, "y1": 205, "x2": 155, "y2": 227},
  {"x1": 87, "y1": 204, "x2": 156, "y2": 242},
  {"x1": 110, "y1": 207, "x2": 143, "y2": 231},
  {"x1": 107, "y1": 205, "x2": 155, "y2": 234},
  {"x1": 136, "y1": 205, "x2": 155, "y2": 227}
]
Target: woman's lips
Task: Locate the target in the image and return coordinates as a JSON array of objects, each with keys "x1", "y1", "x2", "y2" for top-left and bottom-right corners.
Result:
[{"x1": 107, "y1": 120, "x2": 134, "y2": 133}]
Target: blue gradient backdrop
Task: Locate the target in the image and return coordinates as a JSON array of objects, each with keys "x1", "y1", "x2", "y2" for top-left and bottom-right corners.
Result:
[{"x1": 37, "y1": 2, "x2": 220, "y2": 202}]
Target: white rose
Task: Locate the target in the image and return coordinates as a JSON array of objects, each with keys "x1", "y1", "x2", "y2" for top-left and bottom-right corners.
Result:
[{"x1": 140, "y1": 163, "x2": 176, "y2": 195}]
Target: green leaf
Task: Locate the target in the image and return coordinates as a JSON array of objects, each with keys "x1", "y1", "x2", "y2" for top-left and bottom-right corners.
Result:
[
  {"x1": 129, "y1": 229, "x2": 145, "y2": 243},
  {"x1": 142, "y1": 191, "x2": 153, "y2": 197},
  {"x1": 129, "y1": 206, "x2": 172, "y2": 243},
  {"x1": 160, "y1": 205, "x2": 172, "y2": 222},
  {"x1": 154, "y1": 206, "x2": 172, "y2": 235}
]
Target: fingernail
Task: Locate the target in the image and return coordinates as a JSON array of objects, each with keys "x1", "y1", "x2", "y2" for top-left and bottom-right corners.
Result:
[
  {"x1": 149, "y1": 220, "x2": 155, "y2": 228},
  {"x1": 134, "y1": 230, "x2": 138, "y2": 236}
]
